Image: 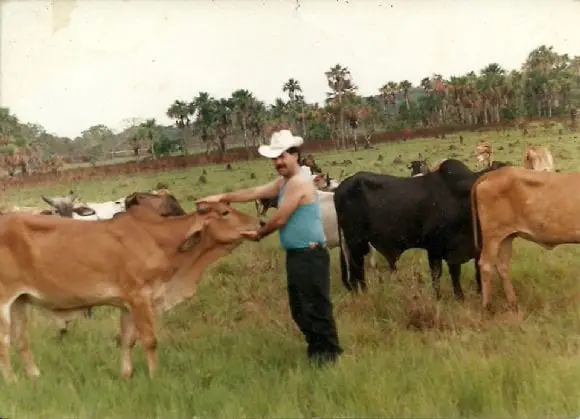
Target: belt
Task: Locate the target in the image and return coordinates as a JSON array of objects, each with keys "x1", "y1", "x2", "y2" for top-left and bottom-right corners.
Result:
[{"x1": 286, "y1": 242, "x2": 327, "y2": 253}]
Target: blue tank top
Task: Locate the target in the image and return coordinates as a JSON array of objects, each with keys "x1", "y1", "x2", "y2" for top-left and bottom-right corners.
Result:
[{"x1": 278, "y1": 182, "x2": 327, "y2": 250}]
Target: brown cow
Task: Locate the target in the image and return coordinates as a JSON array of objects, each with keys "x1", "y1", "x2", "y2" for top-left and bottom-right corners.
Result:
[
  {"x1": 124, "y1": 191, "x2": 186, "y2": 217},
  {"x1": 9, "y1": 190, "x2": 187, "y2": 338},
  {"x1": 0, "y1": 201, "x2": 259, "y2": 381},
  {"x1": 470, "y1": 166, "x2": 578, "y2": 311},
  {"x1": 523, "y1": 146, "x2": 554, "y2": 172}
]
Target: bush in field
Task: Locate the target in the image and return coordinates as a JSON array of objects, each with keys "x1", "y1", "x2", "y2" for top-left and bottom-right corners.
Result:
[{"x1": 151, "y1": 134, "x2": 180, "y2": 156}]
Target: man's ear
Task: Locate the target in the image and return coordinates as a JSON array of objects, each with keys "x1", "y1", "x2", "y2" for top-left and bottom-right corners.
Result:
[{"x1": 73, "y1": 206, "x2": 96, "y2": 216}]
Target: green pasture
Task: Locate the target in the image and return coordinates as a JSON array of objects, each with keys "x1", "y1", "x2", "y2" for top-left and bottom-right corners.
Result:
[{"x1": 1, "y1": 124, "x2": 580, "y2": 418}]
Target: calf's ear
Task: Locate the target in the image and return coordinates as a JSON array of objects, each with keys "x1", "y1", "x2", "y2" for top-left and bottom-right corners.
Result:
[
  {"x1": 177, "y1": 230, "x2": 201, "y2": 252},
  {"x1": 177, "y1": 221, "x2": 207, "y2": 252},
  {"x1": 41, "y1": 195, "x2": 55, "y2": 207},
  {"x1": 73, "y1": 206, "x2": 96, "y2": 216}
]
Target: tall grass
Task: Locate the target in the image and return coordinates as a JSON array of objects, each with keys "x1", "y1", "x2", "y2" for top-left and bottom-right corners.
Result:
[{"x1": 1, "y1": 124, "x2": 580, "y2": 418}]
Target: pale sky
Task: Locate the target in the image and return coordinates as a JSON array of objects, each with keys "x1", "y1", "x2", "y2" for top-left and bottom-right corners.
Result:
[{"x1": 1, "y1": 0, "x2": 579, "y2": 139}]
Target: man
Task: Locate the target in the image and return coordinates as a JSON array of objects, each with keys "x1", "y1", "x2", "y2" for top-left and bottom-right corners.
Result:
[{"x1": 197, "y1": 129, "x2": 343, "y2": 366}]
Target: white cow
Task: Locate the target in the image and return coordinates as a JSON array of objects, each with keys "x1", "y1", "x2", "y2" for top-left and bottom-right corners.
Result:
[
  {"x1": 73, "y1": 199, "x2": 126, "y2": 220},
  {"x1": 317, "y1": 190, "x2": 378, "y2": 269},
  {"x1": 40, "y1": 192, "x2": 126, "y2": 221}
]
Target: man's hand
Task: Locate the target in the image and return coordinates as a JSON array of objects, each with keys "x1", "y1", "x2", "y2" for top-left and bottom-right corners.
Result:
[
  {"x1": 196, "y1": 194, "x2": 224, "y2": 204},
  {"x1": 241, "y1": 230, "x2": 261, "y2": 241}
]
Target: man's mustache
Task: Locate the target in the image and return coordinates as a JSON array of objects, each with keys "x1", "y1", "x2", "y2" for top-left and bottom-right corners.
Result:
[{"x1": 276, "y1": 164, "x2": 286, "y2": 170}]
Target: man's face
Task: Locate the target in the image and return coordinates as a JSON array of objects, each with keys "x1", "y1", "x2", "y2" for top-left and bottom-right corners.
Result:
[{"x1": 272, "y1": 151, "x2": 299, "y2": 177}]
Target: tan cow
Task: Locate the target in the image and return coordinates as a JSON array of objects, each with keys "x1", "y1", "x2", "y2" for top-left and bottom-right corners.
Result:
[
  {"x1": 523, "y1": 146, "x2": 554, "y2": 172},
  {"x1": 470, "y1": 167, "x2": 580, "y2": 311},
  {"x1": 0, "y1": 201, "x2": 259, "y2": 382},
  {"x1": 475, "y1": 140, "x2": 493, "y2": 168}
]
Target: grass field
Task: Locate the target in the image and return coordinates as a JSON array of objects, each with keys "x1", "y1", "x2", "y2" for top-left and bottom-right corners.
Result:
[{"x1": 1, "y1": 125, "x2": 580, "y2": 418}]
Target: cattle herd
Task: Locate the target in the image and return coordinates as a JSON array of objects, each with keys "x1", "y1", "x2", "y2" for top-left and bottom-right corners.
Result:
[{"x1": 0, "y1": 140, "x2": 573, "y2": 383}]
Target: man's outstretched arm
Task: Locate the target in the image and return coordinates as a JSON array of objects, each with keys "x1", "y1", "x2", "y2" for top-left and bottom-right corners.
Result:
[
  {"x1": 197, "y1": 177, "x2": 283, "y2": 204},
  {"x1": 244, "y1": 177, "x2": 306, "y2": 240}
]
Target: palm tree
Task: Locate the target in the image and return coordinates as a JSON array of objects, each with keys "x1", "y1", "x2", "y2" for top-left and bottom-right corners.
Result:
[
  {"x1": 214, "y1": 98, "x2": 234, "y2": 157},
  {"x1": 283, "y1": 78, "x2": 306, "y2": 136},
  {"x1": 230, "y1": 89, "x2": 255, "y2": 155},
  {"x1": 282, "y1": 78, "x2": 302, "y2": 102},
  {"x1": 398, "y1": 80, "x2": 413, "y2": 110},
  {"x1": 479, "y1": 63, "x2": 507, "y2": 123},
  {"x1": 247, "y1": 100, "x2": 267, "y2": 145},
  {"x1": 139, "y1": 119, "x2": 158, "y2": 158},
  {"x1": 325, "y1": 64, "x2": 357, "y2": 148},
  {"x1": 166, "y1": 100, "x2": 192, "y2": 153},
  {"x1": 192, "y1": 92, "x2": 216, "y2": 152}
]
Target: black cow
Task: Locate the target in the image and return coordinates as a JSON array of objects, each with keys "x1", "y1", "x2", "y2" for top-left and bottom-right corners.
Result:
[
  {"x1": 407, "y1": 159, "x2": 429, "y2": 176},
  {"x1": 334, "y1": 158, "x2": 509, "y2": 298}
]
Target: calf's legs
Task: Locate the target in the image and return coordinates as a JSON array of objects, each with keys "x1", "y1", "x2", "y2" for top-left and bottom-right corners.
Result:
[
  {"x1": 119, "y1": 308, "x2": 137, "y2": 378},
  {"x1": 0, "y1": 300, "x2": 14, "y2": 382},
  {"x1": 128, "y1": 298, "x2": 158, "y2": 378},
  {"x1": 11, "y1": 298, "x2": 40, "y2": 378},
  {"x1": 478, "y1": 235, "x2": 518, "y2": 311},
  {"x1": 119, "y1": 298, "x2": 158, "y2": 379},
  {"x1": 496, "y1": 237, "x2": 517, "y2": 310}
]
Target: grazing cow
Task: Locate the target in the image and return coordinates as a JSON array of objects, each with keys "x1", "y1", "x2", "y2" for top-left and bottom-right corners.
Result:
[
  {"x1": 334, "y1": 159, "x2": 509, "y2": 296},
  {"x1": 475, "y1": 140, "x2": 493, "y2": 168},
  {"x1": 0, "y1": 201, "x2": 260, "y2": 382},
  {"x1": 408, "y1": 159, "x2": 430, "y2": 177},
  {"x1": 470, "y1": 167, "x2": 577, "y2": 311},
  {"x1": 523, "y1": 146, "x2": 554, "y2": 172}
]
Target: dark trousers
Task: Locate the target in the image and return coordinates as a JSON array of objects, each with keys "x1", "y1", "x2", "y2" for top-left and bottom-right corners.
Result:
[{"x1": 285, "y1": 246, "x2": 343, "y2": 363}]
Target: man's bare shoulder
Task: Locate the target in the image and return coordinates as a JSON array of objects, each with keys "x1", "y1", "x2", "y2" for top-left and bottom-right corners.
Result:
[{"x1": 287, "y1": 173, "x2": 312, "y2": 188}]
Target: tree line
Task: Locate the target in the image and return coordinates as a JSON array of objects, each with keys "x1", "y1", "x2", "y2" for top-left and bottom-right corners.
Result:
[{"x1": 0, "y1": 44, "x2": 579, "y2": 176}]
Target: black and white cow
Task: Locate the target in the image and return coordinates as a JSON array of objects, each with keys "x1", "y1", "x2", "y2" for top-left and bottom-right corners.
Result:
[
  {"x1": 407, "y1": 159, "x2": 430, "y2": 177},
  {"x1": 333, "y1": 158, "x2": 509, "y2": 298}
]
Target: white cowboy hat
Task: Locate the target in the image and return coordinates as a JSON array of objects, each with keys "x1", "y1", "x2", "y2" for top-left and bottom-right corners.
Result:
[{"x1": 258, "y1": 130, "x2": 304, "y2": 158}]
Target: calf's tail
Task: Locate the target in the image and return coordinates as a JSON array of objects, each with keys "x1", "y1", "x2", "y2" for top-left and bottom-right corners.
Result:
[{"x1": 470, "y1": 177, "x2": 482, "y2": 254}]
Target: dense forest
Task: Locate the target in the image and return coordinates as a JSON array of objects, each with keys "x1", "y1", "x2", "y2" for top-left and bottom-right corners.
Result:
[{"x1": 0, "y1": 45, "x2": 579, "y2": 176}]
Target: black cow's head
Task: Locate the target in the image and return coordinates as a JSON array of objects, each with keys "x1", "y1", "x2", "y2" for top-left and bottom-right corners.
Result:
[{"x1": 407, "y1": 159, "x2": 429, "y2": 177}]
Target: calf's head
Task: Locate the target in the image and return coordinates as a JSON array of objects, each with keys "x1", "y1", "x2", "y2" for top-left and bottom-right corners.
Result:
[
  {"x1": 178, "y1": 202, "x2": 261, "y2": 252},
  {"x1": 125, "y1": 191, "x2": 186, "y2": 217},
  {"x1": 41, "y1": 191, "x2": 96, "y2": 218},
  {"x1": 407, "y1": 159, "x2": 429, "y2": 176}
]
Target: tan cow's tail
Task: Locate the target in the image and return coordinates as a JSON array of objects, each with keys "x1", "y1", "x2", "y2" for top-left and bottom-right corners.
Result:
[{"x1": 470, "y1": 176, "x2": 483, "y2": 253}]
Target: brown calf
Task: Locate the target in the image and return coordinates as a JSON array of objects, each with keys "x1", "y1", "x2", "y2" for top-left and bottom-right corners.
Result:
[
  {"x1": 124, "y1": 191, "x2": 186, "y2": 217},
  {"x1": 470, "y1": 166, "x2": 580, "y2": 311},
  {"x1": 0, "y1": 201, "x2": 259, "y2": 382}
]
